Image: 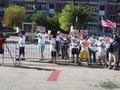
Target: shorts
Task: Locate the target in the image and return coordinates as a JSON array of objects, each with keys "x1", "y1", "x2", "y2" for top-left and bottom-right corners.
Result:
[
  {"x1": 79, "y1": 50, "x2": 88, "y2": 59},
  {"x1": 39, "y1": 44, "x2": 45, "y2": 53},
  {"x1": 51, "y1": 51, "x2": 56, "y2": 57},
  {"x1": 19, "y1": 47, "x2": 25, "y2": 55},
  {"x1": 109, "y1": 52, "x2": 119, "y2": 62},
  {"x1": 71, "y1": 48, "x2": 79, "y2": 54}
]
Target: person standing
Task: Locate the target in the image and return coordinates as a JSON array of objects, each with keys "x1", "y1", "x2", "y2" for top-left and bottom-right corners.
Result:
[
  {"x1": 56, "y1": 31, "x2": 62, "y2": 57},
  {"x1": 48, "y1": 34, "x2": 57, "y2": 63},
  {"x1": 88, "y1": 33, "x2": 98, "y2": 64},
  {"x1": 16, "y1": 31, "x2": 26, "y2": 61},
  {"x1": 0, "y1": 33, "x2": 6, "y2": 54},
  {"x1": 35, "y1": 30, "x2": 47, "y2": 60},
  {"x1": 108, "y1": 28, "x2": 120, "y2": 70},
  {"x1": 71, "y1": 35, "x2": 80, "y2": 64},
  {"x1": 79, "y1": 35, "x2": 89, "y2": 65},
  {"x1": 97, "y1": 37, "x2": 106, "y2": 65}
]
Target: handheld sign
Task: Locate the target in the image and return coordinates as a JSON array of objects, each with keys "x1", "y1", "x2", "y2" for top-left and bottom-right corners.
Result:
[
  {"x1": 36, "y1": 26, "x2": 46, "y2": 32},
  {"x1": 82, "y1": 41, "x2": 91, "y2": 47},
  {"x1": 70, "y1": 29, "x2": 79, "y2": 36},
  {"x1": 80, "y1": 30, "x2": 88, "y2": 35}
]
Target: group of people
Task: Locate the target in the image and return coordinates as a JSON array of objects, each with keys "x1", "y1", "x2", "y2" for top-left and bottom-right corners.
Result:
[
  {"x1": 1, "y1": 27, "x2": 120, "y2": 70},
  {"x1": 34, "y1": 28, "x2": 120, "y2": 70}
]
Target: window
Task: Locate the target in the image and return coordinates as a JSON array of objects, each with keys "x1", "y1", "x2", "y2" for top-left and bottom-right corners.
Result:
[
  {"x1": 100, "y1": 5, "x2": 105, "y2": 10},
  {"x1": 49, "y1": 4, "x2": 54, "y2": 9},
  {"x1": 110, "y1": 5, "x2": 116, "y2": 11},
  {"x1": 110, "y1": 16, "x2": 116, "y2": 22},
  {"x1": 26, "y1": 4, "x2": 33, "y2": 10},
  {"x1": 38, "y1": 3, "x2": 47, "y2": 11},
  {"x1": 117, "y1": 16, "x2": 120, "y2": 23}
]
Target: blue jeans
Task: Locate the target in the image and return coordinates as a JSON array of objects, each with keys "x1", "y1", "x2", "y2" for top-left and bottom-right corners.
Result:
[{"x1": 89, "y1": 49, "x2": 96, "y2": 63}]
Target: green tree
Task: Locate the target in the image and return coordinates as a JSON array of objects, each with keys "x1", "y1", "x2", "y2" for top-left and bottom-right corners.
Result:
[
  {"x1": 47, "y1": 13, "x2": 60, "y2": 31},
  {"x1": 2, "y1": 5, "x2": 26, "y2": 28},
  {"x1": 30, "y1": 12, "x2": 48, "y2": 26},
  {"x1": 59, "y1": 4, "x2": 91, "y2": 31},
  {"x1": 31, "y1": 12, "x2": 61, "y2": 34}
]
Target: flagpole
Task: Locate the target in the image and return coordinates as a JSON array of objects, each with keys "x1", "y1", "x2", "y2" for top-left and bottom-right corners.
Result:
[{"x1": 101, "y1": 15, "x2": 105, "y2": 37}]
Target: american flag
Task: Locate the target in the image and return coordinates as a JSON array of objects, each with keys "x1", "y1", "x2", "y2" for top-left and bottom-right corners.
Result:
[{"x1": 101, "y1": 17, "x2": 116, "y2": 31}]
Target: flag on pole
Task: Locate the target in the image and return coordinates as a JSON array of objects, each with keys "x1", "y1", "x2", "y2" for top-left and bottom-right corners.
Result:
[
  {"x1": 106, "y1": 19, "x2": 116, "y2": 31},
  {"x1": 101, "y1": 16, "x2": 116, "y2": 31}
]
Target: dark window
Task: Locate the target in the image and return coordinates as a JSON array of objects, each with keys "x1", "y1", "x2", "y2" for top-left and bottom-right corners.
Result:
[
  {"x1": 49, "y1": 4, "x2": 54, "y2": 9},
  {"x1": 110, "y1": 16, "x2": 116, "y2": 22},
  {"x1": 100, "y1": 5, "x2": 105, "y2": 10},
  {"x1": 110, "y1": 5, "x2": 116, "y2": 11}
]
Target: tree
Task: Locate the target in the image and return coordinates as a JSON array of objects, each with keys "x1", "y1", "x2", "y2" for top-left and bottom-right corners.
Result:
[
  {"x1": 31, "y1": 12, "x2": 61, "y2": 34},
  {"x1": 30, "y1": 12, "x2": 48, "y2": 26},
  {"x1": 59, "y1": 4, "x2": 91, "y2": 31},
  {"x1": 47, "y1": 13, "x2": 60, "y2": 31},
  {"x1": 2, "y1": 5, "x2": 26, "y2": 28}
]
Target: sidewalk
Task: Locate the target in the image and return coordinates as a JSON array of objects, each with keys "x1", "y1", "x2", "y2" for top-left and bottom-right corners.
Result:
[{"x1": 0, "y1": 58, "x2": 120, "y2": 90}]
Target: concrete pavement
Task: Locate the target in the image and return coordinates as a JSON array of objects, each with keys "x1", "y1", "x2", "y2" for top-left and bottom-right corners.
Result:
[{"x1": 0, "y1": 59, "x2": 120, "y2": 90}]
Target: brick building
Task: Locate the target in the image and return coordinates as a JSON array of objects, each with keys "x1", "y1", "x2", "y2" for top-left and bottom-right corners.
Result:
[{"x1": 0, "y1": 0, "x2": 120, "y2": 35}]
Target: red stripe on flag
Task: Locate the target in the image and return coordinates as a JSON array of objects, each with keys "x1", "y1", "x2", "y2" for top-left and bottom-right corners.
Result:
[
  {"x1": 106, "y1": 19, "x2": 116, "y2": 31},
  {"x1": 47, "y1": 70, "x2": 60, "y2": 81},
  {"x1": 102, "y1": 20, "x2": 109, "y2": 27},
  {"x1": 102, "y1": 19, "x2": 116, "y2": 31}
]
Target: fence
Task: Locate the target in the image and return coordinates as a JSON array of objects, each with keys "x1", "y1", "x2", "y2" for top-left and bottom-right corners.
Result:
[{"x1": 0, "y1": 42, "x2": 75, "y2": 64}]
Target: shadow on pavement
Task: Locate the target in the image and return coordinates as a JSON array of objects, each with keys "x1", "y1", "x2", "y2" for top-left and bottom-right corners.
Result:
[{"x1": 1, "y1": 64, "x2": 56, "y2": 71}]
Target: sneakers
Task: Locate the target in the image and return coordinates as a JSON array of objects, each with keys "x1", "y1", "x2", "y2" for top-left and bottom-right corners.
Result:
[{"x1": 108, "y1": 66, "x2": 119, "y2": 70}]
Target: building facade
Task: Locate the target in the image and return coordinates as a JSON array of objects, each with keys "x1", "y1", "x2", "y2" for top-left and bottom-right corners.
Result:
[{"x1": 0, "y1": 0, "x2": 120, "y2": 35}]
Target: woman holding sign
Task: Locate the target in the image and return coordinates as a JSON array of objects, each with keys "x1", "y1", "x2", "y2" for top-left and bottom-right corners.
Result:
[
  {"x1": 35, "y1": 27, "x2": 47, "y2": 60},
  {"x1": 79, "y1": 35, "x2": 90, "y2": 65}
]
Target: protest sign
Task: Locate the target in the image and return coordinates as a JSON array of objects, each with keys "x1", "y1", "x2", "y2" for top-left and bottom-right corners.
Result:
[
  {"x1": 104, "y1": 37, "x2": 111, "y2": 43},
  {"x1": 81, "y1": 41, "x2": 91, "y2": 47},
  {"x1": 70, "y1": 29, "x2": 79, "y2": 36},
  {"x1": 36, "y1": 26, "x2": 46, "y2": 32},
  {"x1": 80, "y1": 30, "x2": 88, "y2": 35}
]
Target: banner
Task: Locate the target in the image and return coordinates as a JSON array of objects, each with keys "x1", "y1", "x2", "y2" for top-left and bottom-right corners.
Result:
[{"x1": 80, "y1": 30, "x2": 88, "y2": 35}]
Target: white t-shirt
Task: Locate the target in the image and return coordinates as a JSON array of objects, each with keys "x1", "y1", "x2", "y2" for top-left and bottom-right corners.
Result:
[
  {"x1": 50, "y1": 38, "x2": 56, "y2": 51},
  {"x1": 71, "y1": 37, "x2": 79, "y2": 48},
  {"x1": 19, "y1": 35, "x2": 26, "y2": 47},
  {"x1": 97, "y1": 41, "x2": 106, "y2": 56},
  {"x1": 37, "y1": 33, "x2": 47, "y2": 44},
  {"x1": 88, "y1": 37, "x2": 98, "y2": 51}
]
